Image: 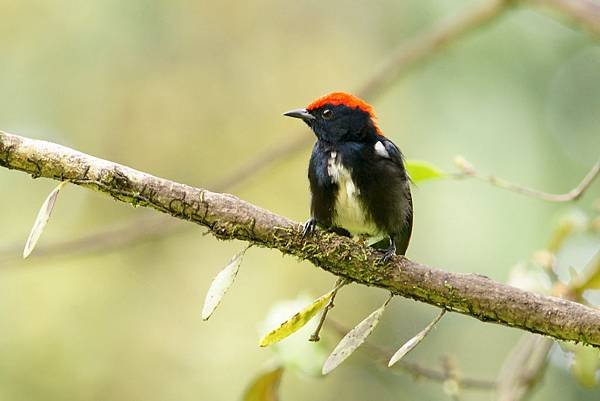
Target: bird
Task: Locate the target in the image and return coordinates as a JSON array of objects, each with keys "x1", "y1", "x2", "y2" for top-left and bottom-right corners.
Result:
[{"x1": 283, "y1": 92, "x2": 413, "y2": 262}]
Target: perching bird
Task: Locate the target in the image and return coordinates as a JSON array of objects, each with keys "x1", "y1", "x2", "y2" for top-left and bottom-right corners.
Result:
[{"x1": 284, "y1": 92, "x2": 413, "y2": 261}]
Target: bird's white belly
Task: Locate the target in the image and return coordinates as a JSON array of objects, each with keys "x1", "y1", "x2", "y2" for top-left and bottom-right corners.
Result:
[{"x1": 327, "y1": 152, "x2": 379, "y2": 236}]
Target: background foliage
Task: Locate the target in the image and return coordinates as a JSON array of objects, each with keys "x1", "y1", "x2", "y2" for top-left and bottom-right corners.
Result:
[{"x1": 0, "y1": 0, "x2": 599, "y2": 400}]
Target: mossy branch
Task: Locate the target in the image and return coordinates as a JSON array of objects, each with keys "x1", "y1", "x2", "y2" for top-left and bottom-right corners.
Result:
[{"x1": 2, "y1": 130, "x2": 600, "y2": 347}]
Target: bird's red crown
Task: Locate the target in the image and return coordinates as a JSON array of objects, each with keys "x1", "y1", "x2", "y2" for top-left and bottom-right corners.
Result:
[
  {"x1": 306, "y1": 92, "x2": 375, "y2": 116},
  {"x1": 306, "y1": 92, "x2": 381, "y2": 133}
]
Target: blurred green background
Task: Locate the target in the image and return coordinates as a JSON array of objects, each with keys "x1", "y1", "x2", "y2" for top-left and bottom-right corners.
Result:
[{"x1": 0, "y1": 0, "x2": 599, "y2": 400}]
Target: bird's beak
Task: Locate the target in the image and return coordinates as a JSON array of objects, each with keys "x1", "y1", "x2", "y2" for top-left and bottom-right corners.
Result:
[{"x1": 283, "y1": 108, "x2": 316, "y2": 121}]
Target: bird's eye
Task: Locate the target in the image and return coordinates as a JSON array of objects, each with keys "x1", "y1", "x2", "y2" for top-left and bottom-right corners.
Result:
[{"x1": 322, "y1": 109, "x2": 333, "y2": 120}]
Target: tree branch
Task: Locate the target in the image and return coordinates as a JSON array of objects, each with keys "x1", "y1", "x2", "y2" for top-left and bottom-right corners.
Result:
[{"x1": 2, "y1": 130, "x2": 600, "y2": 347}]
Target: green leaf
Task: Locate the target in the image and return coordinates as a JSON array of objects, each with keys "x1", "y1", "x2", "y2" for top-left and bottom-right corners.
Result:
[
  {"x1": 23, "y1": 181, "x2": 68, "y2": 259},
  {"x1": 243, "y1": 366, "x2": 284, "y2": 401},
  {"x1": 573, "y1": 253, "x2": 600, "y2": 292},
  {"x1": 260, "y1": 295, "x2": 329, "y2": 376},
  {"x1": 201, "y1": 247, "x2": 248, "y2": 320},
  {"x1": 322, "y1": 298, "x2": 389, "y2": 375},
  {"x1": 405, "y1": 160, "x2": 446, "y2": 183},
  {"x1": 546, "y1": 209, "x2": 589, "y2": 253},
  {"x1": 571, "y1": 344, "x2": 600, "y2": 388},
  {"x1": 388, "y1": 310, "x2": 445, "y2": 367},
  {"x1": 259, "y1": 290, "x2": 335, "y2": 347},
  {"x1": 584, "y1": 272, "x2": 600, "y2": 290}
]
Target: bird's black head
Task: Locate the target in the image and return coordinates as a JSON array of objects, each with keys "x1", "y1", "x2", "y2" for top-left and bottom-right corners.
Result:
[{"x1": 283, "y1": 92, "x2": 381, "y2": 144}]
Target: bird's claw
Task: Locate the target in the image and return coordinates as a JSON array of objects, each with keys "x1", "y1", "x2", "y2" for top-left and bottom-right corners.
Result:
[
  {"x1": 379, "y1": 240, "x2": 396, "y2": 263},
  {"x1": 380, "y1": 249, "x2": 395, "y2": 263},
  {"x1": 302, "y1": 218, "x2": 317, "y2": 238}
]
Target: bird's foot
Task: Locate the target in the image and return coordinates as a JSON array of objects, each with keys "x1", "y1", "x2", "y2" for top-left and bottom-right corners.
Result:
[
  {"x1": 379, "y1": 239, "x2": 396, "y2": 264},
  {"x1": 302, "y1": 218, "x2": 317, "y2": 237}
]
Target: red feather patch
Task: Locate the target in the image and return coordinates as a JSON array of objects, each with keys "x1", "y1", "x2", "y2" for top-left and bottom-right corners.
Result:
[{"x1": 306, "y1": 92, "x2": 381, "y2": 134}]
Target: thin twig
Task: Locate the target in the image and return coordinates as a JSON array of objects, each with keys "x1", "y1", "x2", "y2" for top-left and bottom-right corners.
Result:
[
  {"x1": 496, "y1": 334, "x2": 554, "y2": 401},
  {"x1": 454, "y1": 157, "x2": 600, "y2": 202},
  {"x1": 440, "y1": 354, "x2": 463, "y2": 401},
  {"x1": 309, "y1": 277, "x2": 348, "y2": 342},
  {"x1": 0, "y1": 0, "x2": 512, "y2": 266}
]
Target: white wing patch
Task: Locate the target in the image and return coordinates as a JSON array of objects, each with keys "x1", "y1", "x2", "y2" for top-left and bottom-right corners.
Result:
[
  {"x1": 327, "y1": 151, "x2": 339, "y2": 181},
  {"x1": 327, "y1": 151, "x2": 379, "y2": 236},
  {"x1": 374, "y1": 141, "x2": 390, "y2": 158}
]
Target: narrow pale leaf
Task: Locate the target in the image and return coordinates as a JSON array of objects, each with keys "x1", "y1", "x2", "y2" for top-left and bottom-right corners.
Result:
[
  {"x1": 23, "y1": 181, "x2": 68, "y2": 259},
  {"x1": 243, "y1": 366, "x2": 284, "y2": 401},
  {"x1": 388, "y1": 310, "x2": 446, "y2": 367},
  {"x1": 388, "y1": 336, "x2": 423, "y2": 367},
  {"x1": 261, "y1": 296, "x2": 329, "y2": 376},
  {"x1": 201, "y1": 248, "x2": 247, "y2": 320},
  {"x1": 322, "y1": 303, "x2": 387, "y2": 375},
  {"x1": 259, "y1": 290, "x2": 335, "y2": 347},
  {"x1": 405, "y1": 160, "x2": 446, "y2": 183}
]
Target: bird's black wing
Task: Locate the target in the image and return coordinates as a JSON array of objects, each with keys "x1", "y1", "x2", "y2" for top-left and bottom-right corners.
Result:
[
  {"x1": 380, "y1": 138, "x2": 413, "y2": 255},
  {"x1": 379, "y1": 138, "x2": 405, "y2": 168},
  {"x1": 307, "y1": 142, "x2": 337, "y2": 228}
]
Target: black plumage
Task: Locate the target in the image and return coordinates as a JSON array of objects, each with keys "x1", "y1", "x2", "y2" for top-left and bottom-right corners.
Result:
[{"x1": 284, "y1": 92, "x2": 413, "y2": 261}]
